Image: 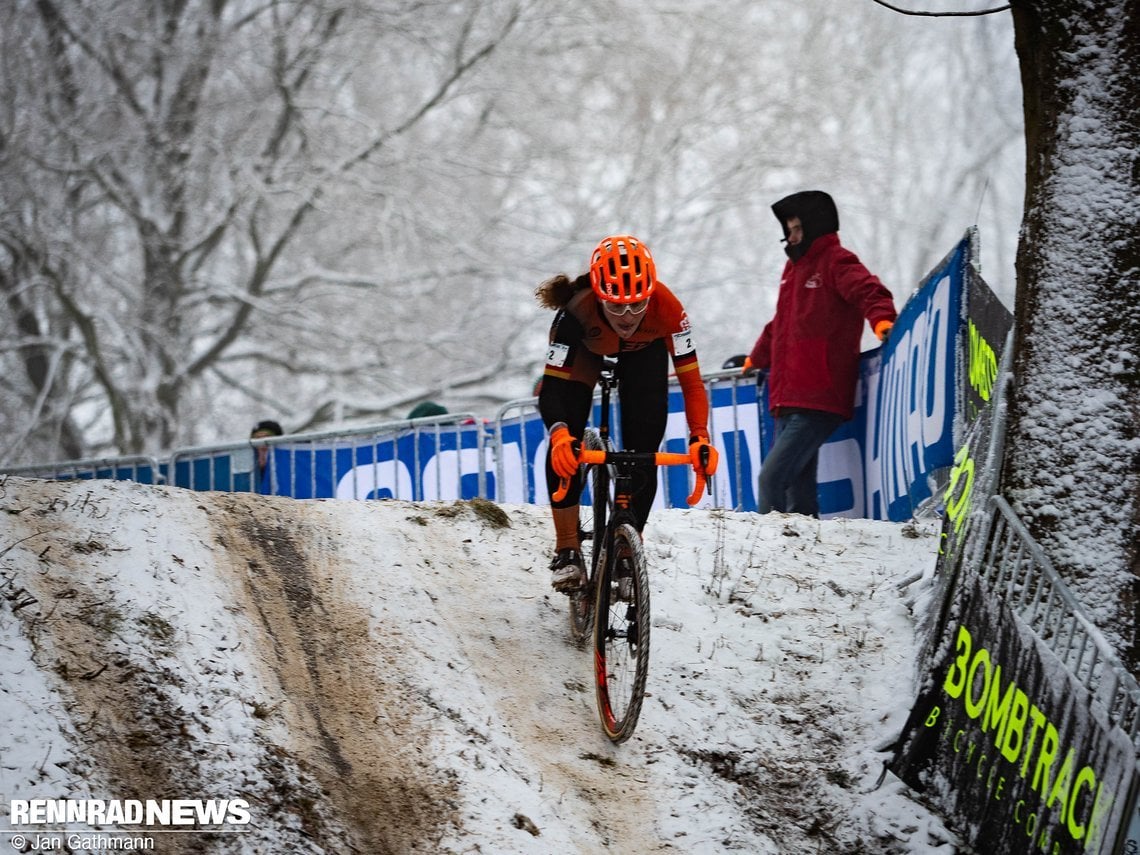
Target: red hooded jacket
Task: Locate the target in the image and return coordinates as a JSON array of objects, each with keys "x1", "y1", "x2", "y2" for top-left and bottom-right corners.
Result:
[{"x1": 748, "y1": 232, "x2": 896, "y2": 421}]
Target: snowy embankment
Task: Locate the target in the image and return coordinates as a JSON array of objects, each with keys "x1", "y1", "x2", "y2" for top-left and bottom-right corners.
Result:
[{"x1": 0, "y1": 476, "x2": 960, "y2": 853}]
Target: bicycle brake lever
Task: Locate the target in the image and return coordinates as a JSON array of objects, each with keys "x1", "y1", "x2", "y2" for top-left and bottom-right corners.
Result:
[{"x1": 685, "y1": 472, "x2": 705, "y2": 507}]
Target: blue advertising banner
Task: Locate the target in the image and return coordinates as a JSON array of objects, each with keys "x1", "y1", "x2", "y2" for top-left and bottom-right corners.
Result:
[
  {"x1": 865, "y1": 239, "x2": 964, "y2": 521},
  {"x1": 269, "y1": 424, "x2": 492, "y2": 501}
]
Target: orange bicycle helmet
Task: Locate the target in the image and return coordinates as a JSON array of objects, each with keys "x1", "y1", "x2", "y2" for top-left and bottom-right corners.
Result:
[{"x1": 589, "y1": 235, "x2": 657, "y2": 303}]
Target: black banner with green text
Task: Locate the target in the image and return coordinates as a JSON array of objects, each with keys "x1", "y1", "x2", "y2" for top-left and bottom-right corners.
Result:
[
  {"x1": 891, "y1": 574, "x2": 1136, "y2": 854},
  {"x1": 962, "y1": 260, "x2": 1011, "y2": 426}
]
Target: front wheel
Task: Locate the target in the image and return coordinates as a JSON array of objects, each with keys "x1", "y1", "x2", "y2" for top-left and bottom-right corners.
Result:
[{"x1": 594, "y1": 522, "x2": 650, "y2": 743}]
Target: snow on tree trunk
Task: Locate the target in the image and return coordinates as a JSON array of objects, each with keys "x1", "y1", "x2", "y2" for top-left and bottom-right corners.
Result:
[{"x1": 1007, "y1": 2, "x2": 1140, "y2": 670}]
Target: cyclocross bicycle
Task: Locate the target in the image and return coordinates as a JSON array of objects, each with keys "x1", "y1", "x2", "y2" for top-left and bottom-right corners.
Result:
[{"x1": 553, "y1": 361, "x2": 708, "y2": 743}]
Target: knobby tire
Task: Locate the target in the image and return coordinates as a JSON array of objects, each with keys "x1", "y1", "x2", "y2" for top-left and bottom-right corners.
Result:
[{"x1": 594, "y1": 522, "x2": 650, "y2": 743}]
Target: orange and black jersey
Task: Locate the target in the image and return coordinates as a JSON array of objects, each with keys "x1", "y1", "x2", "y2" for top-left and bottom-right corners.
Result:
[{"x1": 541, "y1": 282, "x2": 709, "y2": 439}]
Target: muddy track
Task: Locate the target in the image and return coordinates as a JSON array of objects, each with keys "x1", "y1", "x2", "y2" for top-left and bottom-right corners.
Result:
[
  {"x1": 403, "y1": 505, "x2": 675, "y2": 852},
  {"x1": 208, "y1": 494, "x2": 460, "y2": 853}
]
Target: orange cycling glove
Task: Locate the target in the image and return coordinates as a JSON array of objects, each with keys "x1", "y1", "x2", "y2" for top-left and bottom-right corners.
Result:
[
  {"x1": 549, "y1": 423, "x2": 580, "y2": 479},
  {"x1": 688, "y1": 434, "x2": 719, "y2": 478},
  {"x1": 874, "y1": 319, "x2": 894, "y2": 342}
]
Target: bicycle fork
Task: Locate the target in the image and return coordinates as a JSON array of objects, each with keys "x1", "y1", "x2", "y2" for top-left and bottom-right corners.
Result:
[{"x1": 598, "y1": 538, "x2": 641, "y2": 649}]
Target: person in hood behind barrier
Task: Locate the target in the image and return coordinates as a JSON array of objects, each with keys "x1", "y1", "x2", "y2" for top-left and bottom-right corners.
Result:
[
  {"x1": 744, "y1": 190, "x2": 898, "y2": 518},
  {"x1": 536, "y1": 235, "x2": 719, "y2": 592}
]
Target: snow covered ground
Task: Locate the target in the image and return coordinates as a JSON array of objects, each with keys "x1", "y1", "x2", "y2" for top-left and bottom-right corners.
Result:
[{"x1": 0, "y1": 475, "x2": 963, "y2": 853}]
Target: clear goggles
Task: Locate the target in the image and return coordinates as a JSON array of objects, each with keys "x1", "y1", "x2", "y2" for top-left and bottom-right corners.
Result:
[{"x1": 601, "y1": 297, "x2": 650, "y2": 316}]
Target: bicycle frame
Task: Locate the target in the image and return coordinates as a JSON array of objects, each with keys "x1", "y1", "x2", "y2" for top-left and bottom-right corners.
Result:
[{"x1": 554, "y1": 361, "x2": 708, "y2": 742}]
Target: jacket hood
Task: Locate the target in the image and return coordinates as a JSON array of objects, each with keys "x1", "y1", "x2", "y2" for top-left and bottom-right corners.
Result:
[{"x1": 772, "y1": 190, "x2": 840, "y2": 261}]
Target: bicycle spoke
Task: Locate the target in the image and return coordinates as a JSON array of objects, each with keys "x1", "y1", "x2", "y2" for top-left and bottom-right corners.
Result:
[{"x1": 594, "y1": 523, "x2": 650, "y2": 743}]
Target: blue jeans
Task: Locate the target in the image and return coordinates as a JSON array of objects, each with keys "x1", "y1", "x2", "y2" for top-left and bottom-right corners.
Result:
[{"x1": 758, "y1": 410, "x2": 843, "y2": 517}]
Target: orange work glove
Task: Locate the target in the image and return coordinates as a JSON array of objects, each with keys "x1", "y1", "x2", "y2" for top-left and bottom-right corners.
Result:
[
  {"x1": 874, "y1": 320, "x2": 894, "y2": 342},
  {"x1": 741, "y1": 356, "x2": 755, "y2": 375},
  {"x1": 688, "y1": 434, "x2": 719, "y2": 477},
  {"x1": 549, "y1": 423, "x2": 580, "y2": 479}
]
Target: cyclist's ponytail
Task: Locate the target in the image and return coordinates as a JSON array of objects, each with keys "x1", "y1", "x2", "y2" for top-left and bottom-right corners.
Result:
[{"x1": 535, "y1": 273, "x2": 590, "y2": 309}]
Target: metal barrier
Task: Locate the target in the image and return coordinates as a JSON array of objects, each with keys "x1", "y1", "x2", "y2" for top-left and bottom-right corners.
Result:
[
  {"x1": 705, "y1": 368, "x2": 762, "y2": 511},
  {"x1": 166, "y1": 439, "x2": 263, "y2": 493},
  {"x1": 165, "y1": 414, "x2": 487, "y2": 500},
  {"x1": 157, "y1": 412, "x2": 485, "y2": 499},
  {"x1": 948, "y1": 492, "x2": 1140, "y2": 853},
  {"x1": 0, "y1": 455, "x2": 165, "y2": 486},
  {"x1": 0, "y1": 372, "x2": 761, "y2": 509},
  {"x1": 287, "y1": 414, "x2": 488, "y2": 502},
  {"x1": 0, "y1": 367, "x2": 950, "y2": 517},
  {"x1": 493, "y1": 396, "x2": 543, "y2": 506},
  {"x1": 943, "y1": 332, "x2": 1134, "y2": 735},
  {"x1": 978, "y1": 494, "x2": 1140, "y2": 743}
]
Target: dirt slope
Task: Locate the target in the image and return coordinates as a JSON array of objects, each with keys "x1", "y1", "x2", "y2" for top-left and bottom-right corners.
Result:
[
  {"x1": 2, "y1": 483, "x2": 463, "y2": 852},
  {"x1": 0, "y1": 476, "x2": 951, "y2": 854},
  {"x1": 0, "y1": 481, "x2": 694, "y2": 852}
]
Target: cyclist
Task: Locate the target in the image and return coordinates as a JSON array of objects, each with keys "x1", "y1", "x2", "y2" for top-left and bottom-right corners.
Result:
[{"x1": 535, "y1": 234, "x2": 718, "y2": 592}]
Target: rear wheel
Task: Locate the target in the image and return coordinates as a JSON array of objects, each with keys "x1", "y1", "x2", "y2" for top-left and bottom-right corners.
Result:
[
  {"x1": 594, "y1": 522, "x2": 650, "y2": 743},
  {"x1": 569, "y1": 430, "x2": 610, "y2": 644}
]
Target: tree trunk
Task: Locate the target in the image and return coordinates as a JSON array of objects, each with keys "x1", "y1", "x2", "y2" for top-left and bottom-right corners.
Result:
[
  {"x1": 0, "y1": 242, "x2": 85, "y2": 461},
  {"x1": 1006, "y1": 1, "x2": 1140, "y2": 670}
]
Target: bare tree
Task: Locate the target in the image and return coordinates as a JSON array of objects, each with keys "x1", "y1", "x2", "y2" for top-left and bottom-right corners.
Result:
[
  {"x1": 0, "y1": 0, "x2": 523, "y2": 458},
  {"x1": 1, "y1": 0, "x2": 1026, "y2": 462},
  {"x1": 1005, "y1": 0, "x2": 1140, "y2": 669}
]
